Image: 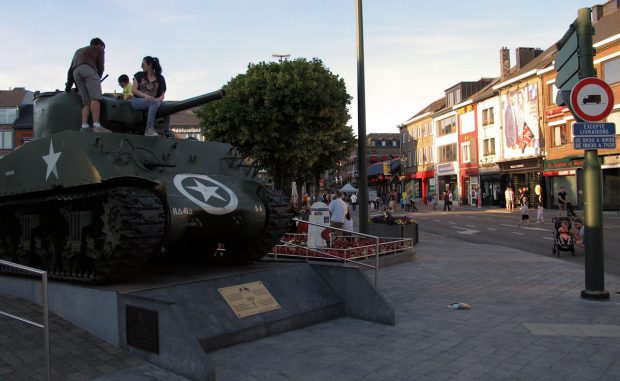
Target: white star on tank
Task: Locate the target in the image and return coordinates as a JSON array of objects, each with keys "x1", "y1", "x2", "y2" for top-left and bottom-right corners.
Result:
[
  {"x1": 42, "y1": 140, "x2": 62, "y2": 180},
  {"x1": 187, "y1": 179, "x2": 226, "y2": 203}
]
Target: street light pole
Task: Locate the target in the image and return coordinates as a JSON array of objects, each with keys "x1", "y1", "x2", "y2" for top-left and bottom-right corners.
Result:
[{"x1": 356, "y1": 0, "x2": 369, "y2": 234}]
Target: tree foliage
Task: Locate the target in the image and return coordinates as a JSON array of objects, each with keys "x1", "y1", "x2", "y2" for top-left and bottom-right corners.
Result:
[{"x1": 196, "y1": 58, "x2": 354, "y2": 192}]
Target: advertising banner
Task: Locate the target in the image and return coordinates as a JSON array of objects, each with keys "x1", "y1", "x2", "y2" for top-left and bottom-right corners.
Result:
[{"x1": 500, "y1": 83, "x2": 540, "y2": 159}]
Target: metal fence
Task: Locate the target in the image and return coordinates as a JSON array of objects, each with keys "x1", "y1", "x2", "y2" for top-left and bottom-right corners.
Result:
[
  {"x1": 0, "y1": 259, "x2": 51, "y2": 381},
  {"x1": 269, "y1": 218, "x2": 415, "y2": 286}
]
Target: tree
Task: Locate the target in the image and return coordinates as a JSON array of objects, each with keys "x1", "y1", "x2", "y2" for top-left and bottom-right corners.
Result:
[{"x1": 196, "y1": 58, "x2": 355, "y2": 194}]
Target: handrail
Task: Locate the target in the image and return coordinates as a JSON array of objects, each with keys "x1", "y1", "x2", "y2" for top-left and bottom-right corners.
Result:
[
  {"x1": 0, "y1": 259, "x2": 51, "y2": 381},
  {"x1": 289, "y1": 218, "x2": 382, "y2": 286}
]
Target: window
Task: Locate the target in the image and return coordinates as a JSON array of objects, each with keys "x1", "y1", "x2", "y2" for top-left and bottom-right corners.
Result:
[
  {"x1": 418, "y1": 148, "x2": 422, "y2": 165},
  {"x1": 603, "y1": 57, "x2": 620, "y2": 85},
  {"x1": 429, "y1": 123, "x2": 433, "y2": 135},
  {"x1": 482, "y1": 108, "x2": 494, "y2": 126},
  {"x1": 429, "y1": 148, "x2": 433, "y2": 163},
  {"x1": 381, "y1": 140, "x2": 386, "y2": 147},
  {"x1": 437, "y1": 116, "x2": 456, "y2": 136},
  {"x1": 483, "y1": 138, "x2": 495, "y2": 156},
  {"x1": 547, "y1": 83, "x2": 558, "y2": 106},
  {"x1": 437, "y1": 143, "x2": 457, "y2": 163},
  {"x1": 423, "y1": 147, "x2": 428, "y2": 164},
  {"x1": 461, "y1": 142, "x2": 471, "y2": 163},
  {"x1": 402, "y1": 132, "x2": 407, "y2": 144},
  {"x1": 0, "y1": 108, "x2": 18, "y2": 124},
  {"x1": 423, "y1": 124, "x2": 427, "y2": 137},
  {"x1": 447, "y1": 92, "x2": 454, "y2": 106},
  {"x1": 392, "y1": 140, "x2": 397, "y2": 147},
  {"x1": 553, "y1": 124, "x2": 568, "y2": 147},
  {"x1": 0, "y1": 131, "x2": 14, "y2": 149}
]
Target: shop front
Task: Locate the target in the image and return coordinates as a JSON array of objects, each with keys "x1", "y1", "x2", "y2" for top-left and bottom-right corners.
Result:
[
  {"x1": 498, "y1": 157, "x2": 543, "y2": 208},
  {"x1": 436, "y1": 162, "x2": 458, "y2": 202},
  {"x1": 543, "y1": 156, "x2": 582, "y2": 209},
  {"x1": 415, "y1": 169, "x2": 435, "y2": 204},
  {"x1": 479, "y1": 165, "x2": 501, "y2": 207},
  {"x1": 459, "y1": 167, "x2": 479, "y2": 206}
]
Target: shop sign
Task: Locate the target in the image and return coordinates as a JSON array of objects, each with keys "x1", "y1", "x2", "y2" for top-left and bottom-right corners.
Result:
[
  {"x1": 545, "y1": 106, "x2": 568, "y2": 119},
  {"x1": 543, "y1": 169, "x2": 576, "y2": 177},
  {"x1": 544, "y1": 157, "x2": 584, "y2": 170},
  {"x1": 457, "y1": 104, "x2": 474, "y2": 115},
  {"x1": 509, "y1": 164, "x2": 524, "y2": 169},
  {"x1": 437, "y1": 162, "x2": 454, "y2": 175}
]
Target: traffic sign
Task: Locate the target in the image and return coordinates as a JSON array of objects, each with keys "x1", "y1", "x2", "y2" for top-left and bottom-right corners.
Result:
[
  {"x1": 570, "y1": 77, "x2": 615, "y2": 122},
  {"x1": 572, "y1": 122, "x2": 616, "y2": 136},
  {"x1": 573, "y1": 136, "x2": 616, "y2": 150}
]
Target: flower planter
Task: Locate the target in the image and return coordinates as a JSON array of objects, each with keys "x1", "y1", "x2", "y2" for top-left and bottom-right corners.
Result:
[{"x1": 368, "y1": 222, "x2": 418, "y2": 244}]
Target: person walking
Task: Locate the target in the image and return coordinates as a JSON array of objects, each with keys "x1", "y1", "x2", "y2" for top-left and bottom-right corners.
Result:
[
  {"x1": 518, "y1": 199, "x2": 531, "y2": 226},
  {"x1": 328, "y1": 191, "x2": 347, "y2": 236},
  {"x1": 66, "y1": 37, "x2": 110, "y2": 133},
  {"x1": 505, "y1": 186, "x2": 515, "y2": 212},
  {"x1": 536, "y1": 199, "x2": 544, "y2": 224},
  {"x1": 350, "y1": 193, "x2": 357, "y2": 211},
  {"x1": 557, "y1": 186, "x2": 568, "y2": 216}
]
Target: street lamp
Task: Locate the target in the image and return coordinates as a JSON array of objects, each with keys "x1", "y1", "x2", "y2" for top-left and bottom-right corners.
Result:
[{"x1": 272, "y1": 53, "x2": 291, "y2": 62}]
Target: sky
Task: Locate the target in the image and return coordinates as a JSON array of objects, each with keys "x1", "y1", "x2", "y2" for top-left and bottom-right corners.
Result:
[{"x1": 0, "y1": 0, "x2": 596, "y2": 134}]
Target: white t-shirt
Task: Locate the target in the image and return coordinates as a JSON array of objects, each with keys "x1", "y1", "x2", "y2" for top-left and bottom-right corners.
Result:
[
  {"x1": 328, "y1": 198, "x2": 347, "y2": 223},
  {"x1": 350, "y1": 194, "x2": 357, "y2": 204},
  {"x1": 344, "y1": 217, "x2": 353, "y2": 232}
]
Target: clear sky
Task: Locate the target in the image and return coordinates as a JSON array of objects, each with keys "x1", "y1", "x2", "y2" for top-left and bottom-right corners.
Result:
[{"x1": 0, "y1": 0, "x2": 595, "y2": 134}]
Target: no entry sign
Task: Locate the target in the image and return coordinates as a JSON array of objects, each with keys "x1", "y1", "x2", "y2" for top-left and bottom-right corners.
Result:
[{"x1": 570, "y1": 77, "x2": 615, "y2": 122}]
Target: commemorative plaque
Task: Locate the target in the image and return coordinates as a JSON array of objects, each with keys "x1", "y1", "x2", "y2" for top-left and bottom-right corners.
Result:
[
  {"x1": 218, "y1": 281, "x2": 280, "y2": 318},
  {"x1": 126, "y1": 305, "x2": 159, "y2": 354}
]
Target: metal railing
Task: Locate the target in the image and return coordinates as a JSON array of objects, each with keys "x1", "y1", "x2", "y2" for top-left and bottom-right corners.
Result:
[
  {"x1": 0, "y1": 259, "x2": 51, "y2": 381},
  {"x1": 270, "y1": 218, "x2": 415, "y2": 286}
]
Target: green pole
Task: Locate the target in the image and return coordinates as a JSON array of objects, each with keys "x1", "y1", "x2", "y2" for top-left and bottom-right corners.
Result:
[
  {"x1": 356, "y1": 0, "x2": 369, "y2": 234},
  {"x1": 576, "y1": 7, "x2": 609, "y2": 300}
]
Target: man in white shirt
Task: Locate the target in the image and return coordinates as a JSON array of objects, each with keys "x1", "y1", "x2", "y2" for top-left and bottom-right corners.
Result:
[
  {"x1": 328, "y1": 191, "x2": 347, "y2": 234},
  {"x1": 350, "y1": 193, "x2": 358, "y2": 211}
]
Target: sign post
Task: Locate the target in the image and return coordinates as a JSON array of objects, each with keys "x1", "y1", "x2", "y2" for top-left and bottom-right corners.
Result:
[{"x1": 556, "y1": 8, "x2": 611, "y2": 300}]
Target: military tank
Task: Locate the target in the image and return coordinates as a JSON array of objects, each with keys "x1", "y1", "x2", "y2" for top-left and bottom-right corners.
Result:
[{"x1": 0, "y1": 90, "x2": 292, "y2": 282}]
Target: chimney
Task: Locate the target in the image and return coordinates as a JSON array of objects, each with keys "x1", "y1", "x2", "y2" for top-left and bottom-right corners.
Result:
[
  {"x1": 500, "y1": 47, "x2": 510, "y2": 80},
  {"x1": 592, "y1": 4, "x2": 604, "y2": 21},
  {"x1": 515, "y1": 47, "x2": 542, "y2": 69}
]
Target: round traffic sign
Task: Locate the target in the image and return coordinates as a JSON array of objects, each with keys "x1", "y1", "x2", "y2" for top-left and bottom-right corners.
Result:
[{"x1": 570, "y1": 77, "x2": 615, "y2": 122}]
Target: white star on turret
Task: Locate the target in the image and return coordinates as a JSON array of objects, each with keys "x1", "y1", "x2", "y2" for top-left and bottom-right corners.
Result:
[
  {"x1": 42, "y1": 140, "x2": 62, "y2": 180},
  {"x1": 187, "y1": 179, "x2": 226, "y2": 203}
]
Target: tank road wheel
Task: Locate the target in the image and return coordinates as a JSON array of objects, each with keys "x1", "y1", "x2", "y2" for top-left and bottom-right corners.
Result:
[
  {"x1": 93, "y1": 187, "x2": 165, "y2": 282},
  {"x1": 0, "y1": 214, "x2": 19, "y2": 263},
  {"x1": 31, "y1": 228, "x2": 64, "y2": 272}
]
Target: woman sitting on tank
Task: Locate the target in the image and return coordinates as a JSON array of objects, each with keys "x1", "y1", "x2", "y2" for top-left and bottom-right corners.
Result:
[{"x1": 131, "y1": 56, "x2": 171, "y2": 137}]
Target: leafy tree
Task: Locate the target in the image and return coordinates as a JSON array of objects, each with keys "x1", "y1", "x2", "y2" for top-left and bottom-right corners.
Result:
[{"x1": 196, "y1": 58, "x2": 355, "y2": 194}]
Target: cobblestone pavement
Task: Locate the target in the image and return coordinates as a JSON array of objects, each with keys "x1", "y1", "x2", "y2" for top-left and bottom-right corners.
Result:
[{"x1": 3, "y1": 230, "x2": 620, "y2": 380}]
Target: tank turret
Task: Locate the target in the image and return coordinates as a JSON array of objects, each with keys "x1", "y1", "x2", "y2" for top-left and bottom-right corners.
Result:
[
  {"x1": 34, "y1": 89, "x2": 224, "y2": 138},
  {"x1": 0, "y1": 88, "x2": 292, "y2": 283}
]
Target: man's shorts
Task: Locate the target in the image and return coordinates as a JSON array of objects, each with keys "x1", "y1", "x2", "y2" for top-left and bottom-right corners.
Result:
[{"x1": 73, "y1": 64, "x2": 102, "y2": 105}]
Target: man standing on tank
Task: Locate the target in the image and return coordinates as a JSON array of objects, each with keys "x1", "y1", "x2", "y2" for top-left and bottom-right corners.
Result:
[{"x1": 65, "y1": 38, "x2": 110, "y2": 133}]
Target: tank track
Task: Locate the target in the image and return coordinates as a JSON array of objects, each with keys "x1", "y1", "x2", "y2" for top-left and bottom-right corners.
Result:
[
  {"x1": 0, "y1": 186, "x2": 165, "y2": 283},
  {"x1": 219, "y1": 189, "x2": 292, "y2": 263}
]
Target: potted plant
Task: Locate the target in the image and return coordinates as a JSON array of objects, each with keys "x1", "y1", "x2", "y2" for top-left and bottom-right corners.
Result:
[{"x1": 368, "y1": 211, "x2": 418, "y2": 244}]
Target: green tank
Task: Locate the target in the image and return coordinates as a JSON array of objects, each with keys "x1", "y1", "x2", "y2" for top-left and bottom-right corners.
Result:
[{"x1": 0, "y1": 90, "x2": 291, "y2": 282}]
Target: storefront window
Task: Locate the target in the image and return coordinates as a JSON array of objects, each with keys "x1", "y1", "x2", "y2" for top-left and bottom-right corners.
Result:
[{"x1": 437, "y1": 143, "x2": 457, "y2": 163}]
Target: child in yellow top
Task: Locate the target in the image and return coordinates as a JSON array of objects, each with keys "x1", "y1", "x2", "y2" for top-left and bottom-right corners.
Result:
[{"x1": 117, "y1": 74, "x2": 133, "y2": 100}]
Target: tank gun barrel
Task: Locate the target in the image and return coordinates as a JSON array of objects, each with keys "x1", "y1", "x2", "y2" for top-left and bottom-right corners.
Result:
[{"x1": 156, "y1": 89, "x2": 225, "y2": 117}]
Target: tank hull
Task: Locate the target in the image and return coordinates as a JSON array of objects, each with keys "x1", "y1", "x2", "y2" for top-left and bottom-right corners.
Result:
[{"x1": 0, "y1": 131, "x2": 289, "y2": 282}]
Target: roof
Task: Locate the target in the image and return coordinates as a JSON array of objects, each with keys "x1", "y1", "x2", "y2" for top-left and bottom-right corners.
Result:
[
  {"x1": 404, "y1": 97, "x2": 445, "y2": 124},
  {"x1": 496, "y1": 2, "x2": 620, "y2": 89},
  {"x1": 0, "y1": 88, "x2": 31, "y2": 107},
  {"x1": 14, "y1": 104, "x2": 33, "y2": 130},
  {"x1": 170, "y1": 108, "x2": 200, "y2": 127}
]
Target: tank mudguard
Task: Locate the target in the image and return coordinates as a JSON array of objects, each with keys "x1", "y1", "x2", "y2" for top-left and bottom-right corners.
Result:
[{"x1": 161, "y1": 173, "x2": 267, "y2": 245}]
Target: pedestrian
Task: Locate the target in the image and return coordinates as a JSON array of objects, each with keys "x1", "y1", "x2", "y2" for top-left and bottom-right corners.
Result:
[
  {"x1": 505, "y1": 186, "x2": 514, "y2": 212},
  {"x1": 557, "y1": 186, "x2": 568, "y2": 216},
  {"x1": 131, "y1": 56, "x2": 171, "y2": 137},
  {"x1": 328, "y1": 190, "x2": 347, "y2": 236},
  {"x1": 117, "y1": 74, "x2": 133, "y2": 100},
  {"x1": 66, "y1": 37, "x2": 110, "y2": 133},
  {"x1": 344, "y1": 207, "x2": 353, "y2": 234},
  {"x1": 350, "y1": 192, "x2": 358, "y2": 211},
  {"x1": 518, "y1": 199, "x2": 530, "y2": 226},
  {"x1": 536, "y1": 198, "x2": 544, "y2": 224},
  {"x1": 476, "y1": 187, "x2": 482, "y2": 208}
]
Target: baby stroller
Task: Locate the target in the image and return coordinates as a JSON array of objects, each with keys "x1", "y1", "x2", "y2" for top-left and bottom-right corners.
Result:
[
  {"x1": 552, "y1": 217, "x2": 575, "y2": 256},
  {"x1": 565, "y1": 202, "x2": 577, "y2": 218}
]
